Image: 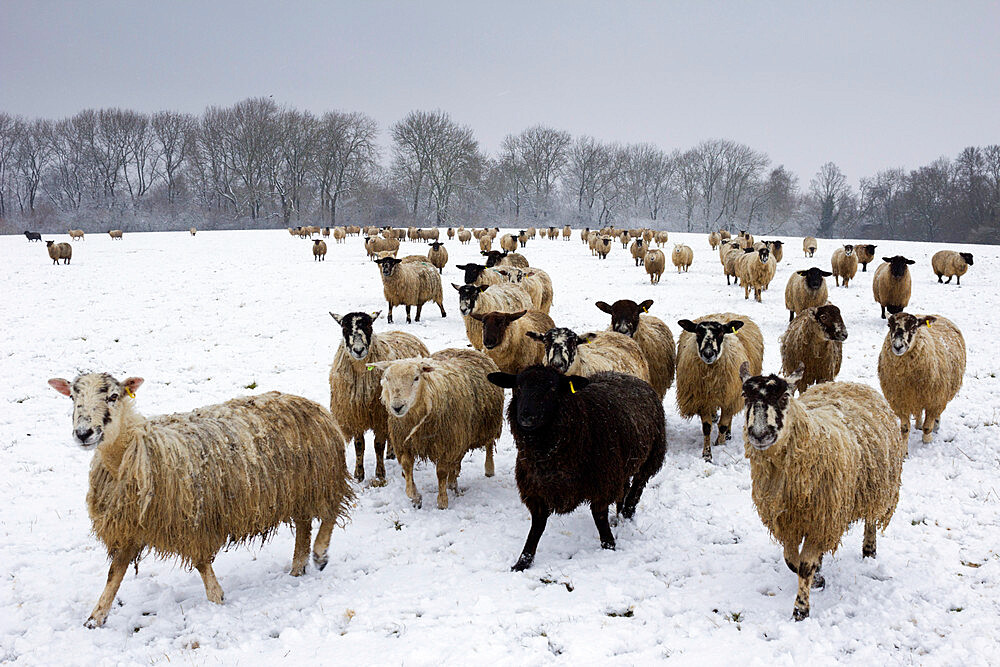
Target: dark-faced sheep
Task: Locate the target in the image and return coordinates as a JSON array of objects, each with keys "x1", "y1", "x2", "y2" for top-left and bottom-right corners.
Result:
[
  {"x1": 831, "y1": 244, "x2": 858, "y2": 287},
  {"x1": 46, "y1": 240, "x2": 72, "y2": 264},
  {"x1": 630, "y1": 239, "x2": 647, "y2": 266},
  {"x1": 24, "y1": 230, "x2": 42, "y2": 242},
  {"x1": 596, "y1": 236, "x2": 612, "y2": 259},
  {"x1": 312, "y1": 239, "x2": 327, "y2": 261},
  {"x1": 873, "y1": 256, "x2": 915, "y2": 319},
  {"x1": 595, "y1": 299, "x2": 675, "y2": 399},
  {"x1": 767, "y1": 240, "x2": 784, "y2": 263},
  {"x1": 676, "y1": 313, "x2": 764, "y2": 461},
  {"x1": 453, "y1": 282, "x2": 533, "y2": 350},
  {"x1": 48, "y1": 374, "x2": 353, "y2": 628},
  {"x1": 780, "y1": 304, "x2": 848, "y2": 393},
  {"x1": 931, "y1": 250, "x2": 973, "y2": 285},
  {"x1": 470, "y1": 310, "x2": 553, "y2": 374},
  {"x1": 803, "y1": 236, "x2": 817, "y2": 257},
  {"x1": 482, "y1": 250, "x2": 529, "y2": 269},
  {"x1": 374, "y1": 257, "x2": 446, "y2": 324},
  {"x1": 456, "y1": 262, "x2": 506, "y2": 287},
  {"x1": 488, "y1": 367, "x2": 666, "y2": 570},
  {"x1": 427, "y1": 241, "x2": 448, "y2": 273},
  {"x1": 527, "y1": 327, "x2": 651, "y2": 384},
  {"x1": 329, "y1": 311, "x2": 429, "y2": 482},
  {"x1": 740, "y1": 363, "x2": 905, "y2": 621},
  {"x1": 855, "y1": 243, "x2": 877, "y2": 271},
  {"x1": 784, "y1": 268, "x2": 832, "y2": 322},
  {"x1": 878, "y1": 312, "x2": 965, "y2": 443}
]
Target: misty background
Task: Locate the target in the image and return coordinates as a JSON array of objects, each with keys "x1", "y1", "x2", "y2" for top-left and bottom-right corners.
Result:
[{"x1": 1, "y1": 1, "x2": 997, "y2": 240}]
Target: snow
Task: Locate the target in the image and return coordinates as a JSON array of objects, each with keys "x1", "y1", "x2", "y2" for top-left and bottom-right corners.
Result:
[{"x1": 2, "y1": 229, "x2": 998, "y2": 665}]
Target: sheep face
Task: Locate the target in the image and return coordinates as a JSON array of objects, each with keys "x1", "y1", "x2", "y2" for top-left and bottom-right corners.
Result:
[
  {"x1": 769, "y1": 240, "x2": 783, "y2": 250},
  {"x1": 960, "y1": 252, "x2": 974, "y2": 266},
  {"x1": 595, "y1": 299, "x2": 653, "y2": 337},
  {"x1": 453, "y1": 283, "x2": 489, "y2": 316},
  {"x1": 842, "y1": 244, "x2": 854, "y2": 256},
  {"x1": 738, "y1": 365, "x2": 801, "y2": 450},
  {"x1": 526, "y1": 327, "x2": 583, "y2": 373},
  {"x1": 487, "y1": 366, "x2": 589, "y2": 431},
  {"x1": 883, "y1": 256, "x2": 915, "y2": 278},
  {"x1": 429, "y1": 242, "x2": 444, "y2": 250},
  {"x1": 813, "y1": 304, "x2": 849, "y2": 342},
  {"x1": 331, "y1": 311, "x2": 380, "y2": 360},
  {"x1": 48, "y1": 373, "x2": 144, "y2": 449},
  {"x1": 455, "y1": 263, "x2": 487, "y2": 284},
  {"x1": 678, "y1": 319, "x2": 745, "y2": 365},
  {"x1": 863, "y1": 244, "x2": 877, "y2": 254},
  {"x1": 755, "y1": 247, "x2": 771, "y2": 264},
  {"x1": 886, "y1": 313, "x2": 938, "y2": 357},
  {"x1": 374, "y1": 257, "x2": 401, "y2": 277},
  {"x1": 471, "y1": 310, "x2": 526, "y2": 350},
  {"x1": 377, "y1": 360, "x2": 432, "y2": 418},
  {"x1": 797, "y1": 267, "x2": 832, "y2": 290},
  {"x1": 480, "y1": 251, "x2": 505, "y2": 268}
]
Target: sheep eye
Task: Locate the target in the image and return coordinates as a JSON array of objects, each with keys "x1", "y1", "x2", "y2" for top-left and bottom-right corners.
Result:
[{"x1": 108, "y1": 394, "x2": 119, "y2": 403}]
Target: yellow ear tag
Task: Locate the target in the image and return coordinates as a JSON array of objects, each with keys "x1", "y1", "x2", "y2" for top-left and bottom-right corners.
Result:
[
  {"x1": 569, "y1": 381, "x2": 576, "y2": 394},
  {"x1": 642, "y1": 307, "x2": 648, "y2": 313},
  {"x1": 926, "y1": 320, "x2": 931, "y2": 328},
  {"x1": 731, "y1": 326, "x2": 737, "y2": 334},
  {"x1": 366, "y1": 365, "x2": 375, "y2": 371},
  {"x1": 125, "y1": 387, "x2": 135, "y2": 399}
]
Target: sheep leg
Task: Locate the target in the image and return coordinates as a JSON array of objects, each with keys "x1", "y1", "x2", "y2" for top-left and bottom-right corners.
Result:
[
  {"x1": 621, "y1": 452, "x2": 659, "y2": 520},
  {"x1": 353, "y1": 437, "x2": 366, "y2": 482},
  {"x1": 861, "y1": 520, "x2": 879, "y2": 559},
  {"x1": 945, "y1": 276, "x2": 953, "y2": 284},
  {"x1": 898, "y1": 412, "x2": 910, "y2": 439},
  {"x1": 435, "y1": 464, "x2": 452, "y2": 509},
  {"x1": 591, "y1": 504, "x2": 616, "y2": 550},
  {"x1": 447, "y1": 460, "x2": 463, "y2": 494},
  {"x1": 437, "y1": 300, "x2": 446, "y2": 318},
  {"x1": 386, "y1": 305, "x2": 394, "y2": 324},
  {"x1": 755, "y1": 287, "x2": 762, "y2": 302},
  {"x1": 196, "y1": 561, "x2": 225, "y2": 602},
  {"x1": 512, "y1": 500, "x2": 549, "y2": 571},
  {"x1": 792, "y1": 543, "x2": 823, "y2": 621},
  {"x1": 880, "y1": 304, "x2": 886, "y2": 319},
  {"x1": 85, "y1": 546, "x2": 140, "y2": 628},
  {"x1": 921, "y1": 410, "x2": 939, "y2": 444},
  {"x1": 290, "y1": 518, "x2": 312, "y2": 576},
  {"x1": 701, "y1": 420, "x2": 713, "y2": 461},
  {"x1": 835, "y1": 275, "x2": 840, "y2": 287},
  {"x1": 414, "y1": 304, "x2": 423, "y2": 322},
  {"x1": 398, "y1": 451, "x2": 421, "y2": 508},
  {"x1": 404, "y1": 305, "x2": 412, "y2": 323},
  {"x1": 743, "y1": 284, "x2": 750, "y2": 300},
  {"x1": 372, "y1": 439, "x2": 387, "y2": 484},
  {"x1": 312, "y1": 519, "x2": 334, "y2": 570},
  {"x1": 716, "y1": 414, "x2": 733, "y2": 446},
  {"x1": 484, "y1": 441, "x2": 495, "y2": 477},
  {"x1": 789, "y1": 310, "x2": 795, "y2": 322},
  {"x1": 955, "y1": 275, "x2": 960, "y2": 285}
]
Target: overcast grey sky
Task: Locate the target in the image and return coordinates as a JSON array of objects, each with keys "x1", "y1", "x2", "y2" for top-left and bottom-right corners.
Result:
[{"x1": 1, "y1": 1, "x2": 997, "y2": 185}]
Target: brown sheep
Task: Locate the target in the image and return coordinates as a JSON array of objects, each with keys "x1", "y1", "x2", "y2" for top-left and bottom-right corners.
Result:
[
  {"x1": 312, "y1": 239, "x2": 327, "y2": 261},
  {"x1": 595, "y1": 299, "x2": 676, "y2": 399},
  {"x1": 736, "y1": 246, "x2": 776, "y2": 301},
  {"x1": 500, "y1": 233, "x2": 518, "y2": 252},
  {"x1": 108, "y1": 229, "x2": 123, "y2": 239},
  {"x1": 374, "y1": 257, "x2": 446, "y2": 324},
  {"x1": 931, "y1": 250, "x2": 973, "y2": 285},
  {"x1": 831, "y1": 244, "x2": 858, "y2": 287},
  {"x1": 454, "y1": 282, "x2": 533, "y2": 350},
  {"x1": 457, "y1": 229, "x2": 472, "y2": 244},
  {"x1": 708, "y1": 231, "x2": 721, "y2": 249},
  {"x1": 427, "y1": 241, "x2": 448, "y2": 273},
  {"x1": 855, "y1": 243, "x2": 877, "y2": 271},
  {"x1": 69, "y1": 229, "x2": 85, "y2": 240},
  {"x1": 873, "y1": 256, "x2": 914, "y2": 319},
  {"x1": 46, "y1": 240, "x2": 72, "y2": 265},
  {"x1": 780, "y1": 304, "x2": 848, "y2": 392},
  {"x1": 784, "y1": 267, "x2": 832, "y2": 322},
  {"x1": 470, "y1": 310, "x2": 553, "y2": 374},
  {"x1": 630, "y1": 239, "x2": 647, "y2": 266},
  {"x1": 495, "y1": 266, "x2": 554, "y2": 314},
  {"x1": 644, "y1": 249, "x2": 666, "y2": 284},
  {"x1": 803, "y1": 236, "x2": 817, "y2": 257}
]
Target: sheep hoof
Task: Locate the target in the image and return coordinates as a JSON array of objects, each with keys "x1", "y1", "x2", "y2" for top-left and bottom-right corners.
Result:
[
  {"x1": 411, "y1": 496, "x2": 422, "y2": 509},
  {"x1": 862, "y1": 546, "x2": 876, "y2": 559},
  {"x1": 811, "y1": 573, "x2": 825, "y2": 590},
  {"x1": 369, "y1": 477, "x2": 388, "y2": 488},
  {"x1": 609, "y1": 514, "x2": 619, "y2": 527},
  {"x1": 290, "y1": 565, "x2": 305, "y2": 577},
  {"x1": 511, "y1": 554, "x2": 534, "y2": 571},
  {"x1": 792, "y1": 607, "x2": 809, "y2": 622},
  {"x1": 601, "y1": 540, "x2": 616, "y2": 551},
  {"x1": 702, "y1": 452, "x2": 712, "y2": 463},
  {"x1": 312, "y1": 552, "x2": 329, "y2": 571},
  {"x1": 354, "y1": 468, "x2": 365, "y2": 483},
  {"x1": 922, "y1": 431, "x2": 933, "y2": 444},
  {"x1": 436, "y1": 496, "x2": 449, "y2": 510},
  {"x1": 84, "y1": 615, "x2": 104, "y2": 629}
]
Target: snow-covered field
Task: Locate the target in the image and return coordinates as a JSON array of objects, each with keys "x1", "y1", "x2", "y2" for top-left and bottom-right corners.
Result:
[{"x1": 2, "y1": 227, "x2": 998, "y2": 666}]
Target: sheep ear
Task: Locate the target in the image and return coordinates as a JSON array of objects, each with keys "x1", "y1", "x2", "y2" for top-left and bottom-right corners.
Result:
[
  {"x1": 122, "y1": 377, "x2": 144, "y2": 395},
  {"x1": 639, "y1": 299, "x2": 653, "y2": 312},
  {"x1": 420, "y1": 364, "x2": 435, "y2": 374},
  {"x1": 785, "y1": 363, "x2": 805, "y2": 390},
  {"x1": 48, "y1": 378, "x2": 72, "y2": 396},
  {"x1": 738, "y1": 362, "x2": 752, "y2": 383},
  {"x1": 796, "y1": 270, "x2": 808, "y2": 276},
  {"x1": 330, "y1": 312, "x2": 343, "y2": 324},
  {"x1": 677, "y1": 319, "x2": 697, "y2": 333},
  {"x1": 922, "y1": 316, "x2": 937, "y2": 327},
  {"x1": 578, "y1": 332, "x2": 598, "y2": 344},
  {"x1": 595, "y1": 301, "x2": 613, "y2": 314},
  {"x1": 819, "y1": 270, "x2": 832, "y2": 277},
  {"x1": 370, "y1": 310, "x2": 381, "y2": 320},
  {"x1": 561, "y1": 375, "x2": 590, "y2": 394},
  {"x1": 508, "y1": 310, "x2": 527, "y2": 321},
  {"x1": 480, "y1": 252, "x2": 488, "y2": 256},
  {"x1": 477, "y1": 285, "x2": 490, "y2": 293},
  {"x1": 882, "y1": 257, "x2": 892, "y2": 263},
  {"x1": 486, "y1": 372, "x2": 517, "y2": 389},
  {"x1": 725, "y1": 320, "x2": 744, "y2": 334},
  {"x1": 470, "y1": 313, "x2": 485, "y2": 322},
  {"x1": 456, "y1": 264, "x2": 469, "y2": 270},
  {"x1": 368, "y1": 361, "x2": 393, "y2": 371},
  {"x1": 905, "y1": 259, "x2": 915, "y2": 265},
  {"x1": 525, "y1": 331, "x2": 545, "y2": 342},
  {"x1": 451, "y1": 283, "x2": 462, "y2": 291}
]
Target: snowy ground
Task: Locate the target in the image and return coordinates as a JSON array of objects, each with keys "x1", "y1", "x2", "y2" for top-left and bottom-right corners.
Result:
[{"x1": 2, "y1": 227, "x2": 998, "y2": 666}]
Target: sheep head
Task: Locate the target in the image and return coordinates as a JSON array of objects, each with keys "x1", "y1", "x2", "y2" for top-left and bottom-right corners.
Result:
[
  {"x1": 796, "y1": 267, "x2": 832, "y2": 291},
  {"x1": 842, "y1": 244, "x2": 854, "y2": 255},
  {"x1": 525, "y1": 327, "x2": 588, "y2": 374},
  {"x1": 813, "y1": 304, "x2": 848, "y2": 342},
  {"x1": 595, "y1": 299, "x2": 653, "y2": 337},
  {"x1": 455, "y1": 263, "x2": 487, "y2": 284},
  {"x1": 48, "y1": 373, "x2": 143, "y2": 450},
  {"x1": 882, "y1": 256, "x2": 915, "y2": 278},
  {"x1": 372, "y1": 358, "x2": 434, "y2": 418},
  {"x1": 374, "y1": 257, "x2": 401, "y2": 277},
  {"x1": 678, "y1": 318, "x2": 744, "y2": 365},
  {"x1": 453, "y1": 283, "x2": 490, "y2": 316},
  {"x1": 331, "y1": 311, "x2": 381, "y2": 360},
  {"x1": 487, "y1": 366, "x2": 589, "y2": 432},
  {"x1": 886, "y1": 312, "x2": 937, "y2": 357},
  {"x1": 739, "y1": 362, "x2": 803, "y2": 450},
  {"x1": 471, "y1": 310, "x2": 526, "y2": 350}
]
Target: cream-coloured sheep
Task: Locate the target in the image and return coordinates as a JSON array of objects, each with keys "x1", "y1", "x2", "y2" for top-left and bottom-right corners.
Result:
[
  {"x1": 630, "y1": 239, "x2": 647, "y2": 266},
  {"x1": 333, "y1": 227, "x2": 347, "y2": 243},
  {"x1": 676, "y1": 313, "x2": 764, "y2": 461},
  {"x1": 528, "y1": 328, "x2": 651, "y2": 384},
  {"x1": 780, "y1": 304, "x2": 847, "y2": 392},
  {"x1": 329, "y1": 311, "x2": 429, "y2": 482},
  {"x1": 878, "y1": 312, "x2": 965, "y2": 443},
  {"x1": 426, "y1": 241, "x2": 448, "y2": 274},
  {"x1": 470, "y1": 310, "x2": 553, "y2": 374},
  {"x1": 482, "y1": 250, "x2": 529, "y2": 269},
  {"x1": 645, "y1": 249, "x2": 666, "y2": 284},
  {"x1": 374, "y1": 257, "x2": 446, "y2": 324},
  {"x1": 931, "y1": 250, "x2": 974, "y2": 285},
  {"x1": 495, "y1": 266, "x2": 553, "y2": 314},
  {"x1": 784, "y1": 267, "x2": 831, "y2": 322},
  {"x1": 563, "y1": 225, "x2": 572, "y2": 240},
  {"x1": 873, "y1": 256, "x2": 914, "y2": 318},
  {"x1": 655, "y1": 230, "x2": 669, "y2": 246},
  {"x1": 48, "y1": 374, "x2": 353, "y2": 628},
  {"x1": 312, "y1": 239, "x2": 327, "y2": 261},
  {"x1": 499, "y1": 233, "x2": 517, "y2": 252},
  {"x1": 188, "y1": 227, "x2": 196, "y2": 236},
  {"x1": 831, "y1": 244, "x2": 858, "y2": 287},
  {"x1": 457, "y1": 229, "x2": 472, "y2": 244},
  {"x1": 454, "y1": 282, "x2": 533, "y2": 350},
  {"x1": 803, "y1": 236, "x2": 817, "y2": 257},
  {"x1": 365, "y1": 235, "x2": 400, "y2": 259},
  {"x1": 740, "y1": 364, "x2": 905, "y2": 621},
  {"x1": 595, "y1": 299, "x2": 675, "y2": 399},
  {"x1": 108, "y1": 229, "x2": 123, "y2": 239},
  {"x1": 672, "y1": 244, "x2": 693, "y2": 273},
  {"x1": 69, "y1": 229, "x2": 85, "y2": 240},
  {"x1": 595, "y1": 236, "x2": 612, "y2": 259},
  {"x1": 708, "y1": 231, "x2": 721, "y2": 249},
  {"x1": 479, "y1": 234, "x2": 493, "y2": 252},
  {"x1": 719, "y1": 230, "x2": 731, "y2": 242},
  {"x1": 736, "y1": 246, "x2": 776, "y2": 301},
  {"x1": 46, "y1": 241, "x2": 72, "y2": 265}
]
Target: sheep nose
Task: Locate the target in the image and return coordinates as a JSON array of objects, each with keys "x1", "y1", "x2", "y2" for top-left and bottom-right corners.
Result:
[{"x1": 75, "y1": 427, "x2": 94, "y2": 442}]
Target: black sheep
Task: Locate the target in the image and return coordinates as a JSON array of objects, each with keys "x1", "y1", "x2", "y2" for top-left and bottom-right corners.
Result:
[
  {"x1": 487, "y1": 366, "x2": 666, "y2": 571},
  {"x1": 24, "y1": 231, "x2": 42, "y2": 242}
]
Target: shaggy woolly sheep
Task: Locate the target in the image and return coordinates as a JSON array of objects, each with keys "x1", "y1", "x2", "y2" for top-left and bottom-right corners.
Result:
[
  {"x1": 365, "y1": 235, "x2": 400, "y2": 259},
  {"x1": 455, "y1": 262, "x2": 506, "y2": 287},
  {"x1": 855, "y1": 243, "x2": 877, "y2": 271},
  {"x1": 784, "y1": 268, "x2": 832, "y2": 322},
  {"x1": 333, "y1": 227, "x2": 347, "y2": 243},
  {"x1": 457, "y1": 229, "x2": 472, "y2": 244},
  {"x1": 329, "y1": 311, "x2": 429, "y2": 482},
  {"x1": 527, "y1": 327, "x2": 651, "y2": 384},
  {"x1": 766, "y1": 240, "x2": 784, "y2": 263},
  {"x1": 563, "y1": 225, "x2": 572, "y2": 240},
  {"x1": 740, "y1": 363, "x2": 904, "y2": 621},
  {"x1": 108, "y1": 229, "x2": 123, "y2": 239},
  {"x1": 427, "y1": 241, "x2": 448, "y2": 273},
  {"x1": 642, "y1": 229, "x2": 653, "y2": 244},
  {"x1": 736, "y1": 246, "x2": 776, "y2": 301},
  {"x1": 500, "y1": 233, "x2": 518, "y2": 253},
  {"x1": 721, "y1": 243, "x2": 744, "y2": 286},
  {"x1": 495, "y1": 266, "x2": 553, "y2": 314},
  {"x1": 803, "y1": 236, "x2": 817, "y2": 257},
  {"x1": 617, "y1": 230, "x2": 629, "y2": 248},
  {"x1": 447, "y1": 227, "x2": 455, "y2": 240},
  {"x1": 719, "y1": 230, "x2": 731, "y2": 242},
  {"x1": 655, "y1": 230, "x2": 669, "y2": 246},
  {"x1": 470, "y1": 310, "x2": 553, "y2": 374},
  {"x1": 595, "y1": 299, "x2": 675, "y2": 399},
  {"x1": 596, "y1": 236, "x2": 613, "y2": 259},
  {"x1": 708, "y1": 231, "x2": 721, "y2": 249},
  {"x1": 931, "y1": 250, "x2": 973, "y2": 285},
  {"x1": 831, "y1": 244, "x2": 858, "y2": 287},
  {"x1": 479, "y1": 234, "x2": 493, "y2": 252},
  {"x1": 374, "y1": 257, "x2": 446, "y2": 324},
  {"x1": 878, "y1": 312, "x2": 965, "y2": 443},
  {"x1": 488, "y1": 367, "x2": 666, "y2": 570},
  {"x1": 48, "y1": 374, "x2": 353, "y2": 628},
  {"x1": 373, "y1": 348, "x2": 503, "y2": 509},
  {"x1": 69, "y1": 229, "x2": 85, "y2": 240},
  {"x1": 676, "y1": 313, "x2": 764, "y2": 461},
  {"x1": 481, "y1": 250, "x2": 529, "y2": 269},
  {"x1": 873, "y1": 256, "x2": 915, "y2": 318},
  {"x1": 672, "y1": 244, "x2": 693, "y2": 273},
  {"x1": 454, "y1": 282, "x2": 533, "y2": 350},
  {"x1": 312, "y1": 239, "x2": 327, "y2": 261},
  {"x1": 189, "y1": 227, "x2": 197, "y2": 236},
  {"x1": 644, "y1": 249, "x2": 666, "y2": 284},
  {"x1": 780, "y1": 304, "x2": 848, "y2": 392},
  {"x1": 46, "y1": 240, "x2": 72, "y2": 265},
  {"x1": 630, "y1": 239, "x2": 647, "y2": 266},
  {"x1": 517, "y1": 230, "x2": 528, "y2": 248}
]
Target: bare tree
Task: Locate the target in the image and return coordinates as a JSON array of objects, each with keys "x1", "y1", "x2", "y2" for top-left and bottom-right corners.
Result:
[
  {"x1": 314, "y1": 111, "x2": 379, "y2": 226},
  {"x1": 565, "y1": 136, "x2": 609, "y2": 218},
  {"x1": 676, "y1": 149, "x2": 701, "y2": 231},
  {"x1": 14, "y1": 119, "x2": 51, "y2": 214},
  {"x1": 272, "y1": 109, "x2": 317, "y2": 225},
  {"x1": 810, "y1": 162, "x2": 855, "y2": 237},
  {"x1": 506, "y1": 125, "x2": 570, "y2": 220},
  {"x1": 150, "y1": 111, "x2": 195, "y2": 205},
  {"x1": 859, "y1": 168, "x2": 907, "y2": 238},
  {"x1": 904, "y1": 159, "x2": 953, "y2": 241},
  {"x1": 0, "y1": 113, "x2": 18, "y2": 218},
  {"x1": 622, "y1": 143, "x2": 676, "y2": 222}
]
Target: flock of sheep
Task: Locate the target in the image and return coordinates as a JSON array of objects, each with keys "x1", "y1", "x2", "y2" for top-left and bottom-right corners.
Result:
[{"x1": 42, "y1": 221, "x2": 973, "y2": 627}]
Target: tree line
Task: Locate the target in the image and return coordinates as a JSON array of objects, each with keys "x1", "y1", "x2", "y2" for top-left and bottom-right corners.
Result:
[{"x1": 1, "y1": 98, "x2": 996, "y2": 242}]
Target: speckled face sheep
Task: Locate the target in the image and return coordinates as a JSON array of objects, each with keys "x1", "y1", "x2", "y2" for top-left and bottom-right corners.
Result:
[
  {"x1": 48, "y1": 374, "x2": 353, "y2": 628},
  {"x1": 526, "y1": 327, "x2": 651, "y2": 384},
  {"x1": 780, "y1": 304, "x2": 848, "y2": 393}
]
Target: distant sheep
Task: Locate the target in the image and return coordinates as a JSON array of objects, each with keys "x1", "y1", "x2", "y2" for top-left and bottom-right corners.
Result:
[
  {"x1": 69, "y1": 229, "x2": 85, "y2": 240},
  {"x1": 488, "y1": 367, "x2": 666, "y2": 570},
  {"x1": 189, "y1": 227, "x2": 196, "y2": 236},
  {"x1": 672, "y1": 244, "x2": 693, "y2": 273},
  {"x1": 427, "y1": 241, "x2": 448, "y2": 273},
  {"x1": 596, "y1": 236, "x2": 612, "y2": 259},
  {"x1": 676, "y1": 313, "x2": 764, "y2": 461},
  {"x1": 784, "y1": 268, "x2": 832, "y2": 322},
  {"x1": 873, "y1": 256, "x2": 915, "y2": 318},
  {"x1": 655, "y1": 230, "x2": 669, "y2": 246},
  {"x1": 500, "y1": 233, "x2": 518, "y2": 252},
  {"x1": 374, "y1": 257, "x2": 446, "y2": 324},
  {"x1": 708, "y1": 231, "x2": 721, "y2": 249},
  {"x1": 878, "y1": 312, "x2": 965, "y2": 443},
  {"x1": 454, "y1": 282, "x2": 533, "y2": 350},
  {"x1": 780, "y1": 304, "x2": 848, "y2": 393},
  {"x1": 108, "y1": 229, "x2": 123, "y2": 239},
  {"x1": 527, "y1": 327, "x2": 651, "y2": 384},
  {"x1": 831, "y1": 244, "x2": 858, "y2": 287},
  {"x1": 644, "y1": 249, "x2": 666, "y2": 284},
  {"x1": 563, "y1": 225, "x2": 572, "y2": 239},
  {"x1": 48, "y1": 374, "x2": 353, "y2": 628},
  {"x1": 721, "y1": 242, "x2": 744, "y2": 286},
  {"x1": 312, "y1": 239, "x2": 327, "y2": 261},
  {"x1": 736, "y1": 246, "x2": 776, "y2": 301},
  {"x1": 803, "y1": 236, "x2": 817, "y2": 257},
  {"x1": 447, "y1": 227, "x2": 455, "y2": 240},
  {"x1": 24, "y1": 230, "x2": 42, "y2": 242},
  {"x1": 618, "y1": 230, "x2": 630, "y2": 248},
  {"x1": 719, "y1": 230, "x2": 731, "y2": 242},
  {"x1": 333, "y1": 227, "x2": 347, "y2": 243},
  {"x1": 630, "y1": 239, "x2": 647, "y2": 266},
  {"x1": 329, "y1": 311, "x2": 429, "y2": 482},
  {"x1": 470, "y1": 310, "x2": 553, "y2": 374},
  {"x1": 517, "y1": 230, "x2": 528, "y2": 248},
  {"x1": 457, "y1": 229, "x2": 472, "y2": 244},
  {"x1": 479, "y1": 234, "x2": 493, "y2": 252},
  {"x1": 595, "y1": 299, "x2": 675, "y2": 399},
  {"x1": 740, "y1": 363, "x2": 905, "y2": 621},
  {"x1": 931, "y1": 250, "x2": 973, "y2": 285},
  {"x1": 855, "y1": 243, "x2": 877, "y2": 271},
  {"x1": 46, "y1": 240, "x2": 72, "y2": 265}
]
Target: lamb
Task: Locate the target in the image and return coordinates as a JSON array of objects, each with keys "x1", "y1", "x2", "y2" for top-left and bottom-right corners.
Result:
[
  {"x1": 736, "y1": 246, "x2": 776, "y2": 301},
  {"x1": 24, "y1": 230, "x2": 42, "y2": 242},
  {"x1": 456, "y1": 262, "x2": 506, "y2": 287},
  {"x1": 708, "y1": 231, "x2": 721, "y2": 249},
  {"x1": 780, "y1": 304, "x2": 848, "y2": 392},
  {"x1": 655, "y1": 230, "x2": 669, "y2": 246},
  {"x1": 69, "y1": 229, "x2": 85, "y2": 240},
  {"x1": 831, "y1": 244, "x2": 858, "y2": 287},
  {"x1": 527, "y1": 327, "x2": 652, "y2": 384},
  {"x1": 373, "y1": 348, "x2": 503, "y2": 509},
  {"x1": 672, "y1": 244, "x2": 693, "y2": 273},
  {"x1": 46, "y1": 240, "x2": 73, "y2": 265},
  {"x1": 855, "y1": 243, "x2": 877, "y2": 271},
  {"x1": 312, "y1": 239, "x2": 327, "y2": 261},
  {"x1": 487, "y1": 367, "x2": 666, "y2": 570},
  {"x1": 373, "y1": 257, "x2": 446, "y2": 324},
  {"x1": 329, "y1": 311, "x2": 429, "y2": 482},
  {"x1": 470, "y1": 310, "x2": 553, "y2": 374},
  {"x1": 495, "y1": 266, "x2": 553, "y2": 314},
  {"x1": 454, "y1": 282, "x2": 533, "y2": 350},
  {"x1": 596, "y1": 236, "x2": 612, "y2": 259},
  {"x1": 644, "y1": 249, "x2": 666, "y2": 284},
  {"x1": 784, "y1": 267, "x2": 832, "y2": 321},
  {"x1": 877, "y1": 312, "x2": 965, "y2": 443},
  {"x1": 458, "y1": 229, "x2": 472, "y2": 244},
  {"x1": 630, "y1": 239, "x2": 647, "y2": 266},
  {"x1": 676, "y1": 313, "x2": 764, "y2": 461},
  {"x1": 333, "y1": 227, "x2": 347, "y2": 243},
  {"x1": 803, "y1": 236, "x2": 817, "y2": 257},
  {"x1": 767, "y1": 240, "x2": 783, "y2": 263},
  {"x1": 426, "y1": 241, "x2": 448, "y2": 273},
  {"x1": 48, "y1": 374, "x2": 353, "y2": 628},
  {"x1": 108, "y1": 229, "x2": 123, "y2": 239},
  {"x1": 872, "y1": 256, "x2": 915, "y2": 318},
  {"x1": 931, "y1": 250, "x2": 974, "y2": 285},
  {"x1": 482, "y1": 250, "x2": 529, "y2": 269},
  {"x1": 595, "y1": 299, "x2": 675, "y2": 399},
  {"x1": 739, "y1": 363, "x2": 905, "y2": 621}
]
